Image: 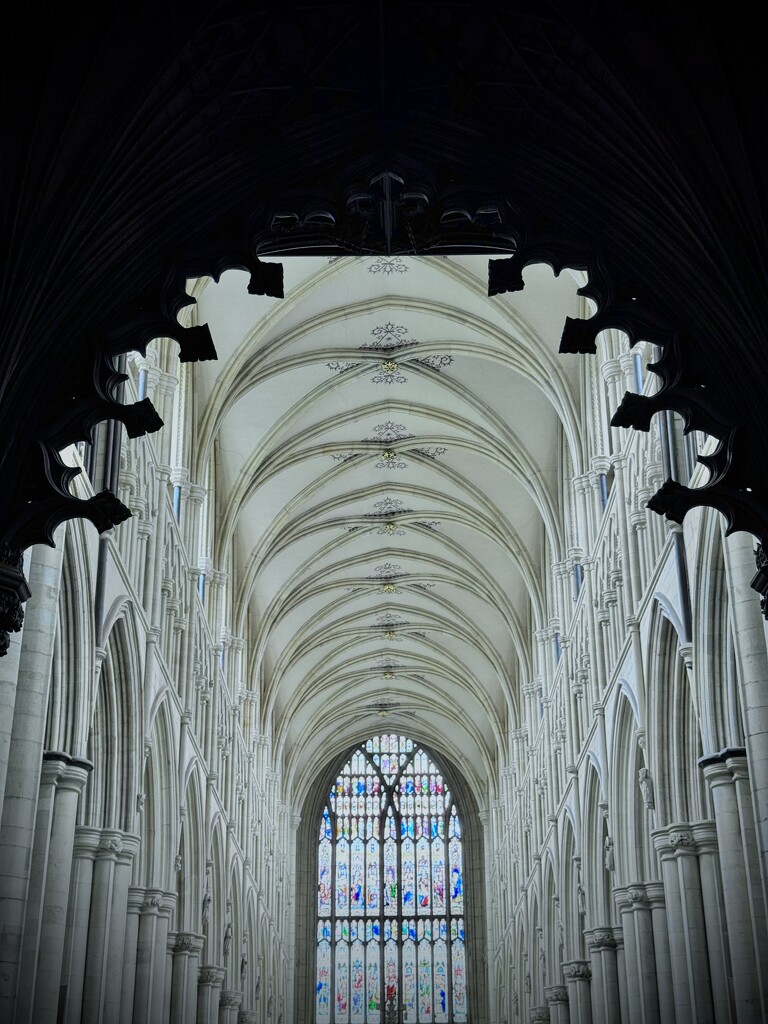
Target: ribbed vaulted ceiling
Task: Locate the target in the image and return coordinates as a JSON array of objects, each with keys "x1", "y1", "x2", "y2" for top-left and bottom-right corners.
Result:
[{"x1": 192, "y1": 254, "x2": 585, "y2": 795}]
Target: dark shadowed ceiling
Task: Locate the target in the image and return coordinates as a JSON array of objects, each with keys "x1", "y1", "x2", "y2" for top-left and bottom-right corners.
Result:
[{"x1": 1, "y1": 2, "x2": 767, "y2": 647}]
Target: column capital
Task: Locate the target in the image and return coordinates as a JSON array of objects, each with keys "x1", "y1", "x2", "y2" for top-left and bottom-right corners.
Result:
[
  {"x1": 643, "y1": 880, "x2": 666, "y2": 908},
  {"x1": 198, "y1": 964, "x2": 226, "y2": 986},
  {"x1": 530, "y1": 1007, "x2": 551, "y2": 1023},
  {"x1": 614, "y1": 883, "x2": 651, "y2": 909},
  {"x1": 691, "y1": 819, "x2": 719, "y2": 852},
  {"x1": 173, "y1": 931, "x2": 205, "y2": 954},
  {"x1": 545, "y1": 985, "x2": 568, "y2": 1005},
  {"x1": 220, "y1": 990, "x2": 243, "y2": 1010},
  {"x1": 573, "y1": 472, "x2": 592, "y2": 496},
  {"x1": 73, "y1": 825, "x2": 104, "y2": 858},
  {"x1": 96, "y1": 828, "x2": 125, "y2": 859},
  {"x1": 652, "y1": 823, "x2": 697, "y2": 857},
  {"x1": 600, "y1": 358, "x2": 623, "y2": 385},
  {"x1": 585, "y1": 926, "x2": 617, "y2": 951},
  {"x1": 562, "y1": 959, "x2": 592, "y2": 980},
  {"x1": 698, "y1": 745, "x2": 747, "y2": 769}
]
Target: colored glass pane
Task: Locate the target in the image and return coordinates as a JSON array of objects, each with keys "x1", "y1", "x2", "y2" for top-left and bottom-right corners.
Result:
[{"x1": 315, "y1": 734, "x2": 466, "y2": 1021}]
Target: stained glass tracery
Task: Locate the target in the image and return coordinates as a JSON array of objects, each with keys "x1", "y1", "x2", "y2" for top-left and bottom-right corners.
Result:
[{"x1": 316, "y1": 735, "x2": 467, "y2": 1022}]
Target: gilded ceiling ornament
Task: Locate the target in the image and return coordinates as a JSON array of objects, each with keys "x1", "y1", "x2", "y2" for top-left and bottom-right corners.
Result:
[
  {"x1": 371, "y1": 360, "x2": 407, "y2": 385},
  {"x1": 375, "y1": 451, "x2": 408, "y2": 469},
  {"x1": 377, "y1": 522, "x2": 405, "y2": 536}
]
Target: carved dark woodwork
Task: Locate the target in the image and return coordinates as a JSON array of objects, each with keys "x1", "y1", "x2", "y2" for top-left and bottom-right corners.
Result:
[
  {"x1": 752, "y1": 546, "x2": 768, "y2": 620},
  {"x1": 2, "y1": 2, "x2": 767, "y2": 653}
]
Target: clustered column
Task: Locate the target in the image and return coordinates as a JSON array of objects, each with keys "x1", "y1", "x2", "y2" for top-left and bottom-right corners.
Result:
[
  {"x1": 561, "y1": 960, "x2": 592, "y2": 1024},
  {"x1": 18, "y1": 751, "x2": 92, "y2": 1023},
  {"x1": 700, "y1": 747, "x2": 768, "y2": 1021},
  {"x1": 652, "y1": 825, "x2": 714, "y2": 1024},
  {"x1": 584, "y1": 928, "x2": 621, "y2": 1024}
]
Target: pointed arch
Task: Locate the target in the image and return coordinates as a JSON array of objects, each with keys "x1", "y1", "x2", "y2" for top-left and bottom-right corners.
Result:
[
  {"x1": 178, "y1": 765, "x2": 206, "y2": 933},
  {"x1": 606, "y1": 691, "x2": 643, "y2": 881},
  {"x1": 295, "y1": 732, "x2": 487, "y2": 1023},
  {"x1": 80, "y1": 612, "x2": 141, "y2": 831},
  {"x1": 647, "y1": 602, "x2": 709, "y2": 827}
]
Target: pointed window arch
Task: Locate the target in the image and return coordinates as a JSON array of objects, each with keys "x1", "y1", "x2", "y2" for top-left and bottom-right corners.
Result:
[{"x1": 315, "y1": 734, "x2": 467, "y2": 1023}]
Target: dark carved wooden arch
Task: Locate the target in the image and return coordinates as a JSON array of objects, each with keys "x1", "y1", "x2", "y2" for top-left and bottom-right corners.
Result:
[{"x1": 2, "y1": 2, "x2": 767, "y2": 652}]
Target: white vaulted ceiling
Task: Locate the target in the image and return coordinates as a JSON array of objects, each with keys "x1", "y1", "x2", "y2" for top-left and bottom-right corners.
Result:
[{"x1": 192, "y1": 254, "x2": 585, "y2": 797}]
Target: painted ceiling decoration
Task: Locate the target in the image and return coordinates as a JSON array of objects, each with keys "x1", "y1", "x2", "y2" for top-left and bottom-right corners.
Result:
[{"x1": 2, "y1": 2, "x2": 768, "y2": 656}]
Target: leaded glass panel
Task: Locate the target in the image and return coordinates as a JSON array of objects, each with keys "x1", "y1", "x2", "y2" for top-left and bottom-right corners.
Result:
[{"x1": 315, "y1": 734, "x2": 468, "y2": 1021}]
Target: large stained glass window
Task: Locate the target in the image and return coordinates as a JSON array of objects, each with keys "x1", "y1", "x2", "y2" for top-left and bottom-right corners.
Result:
[{"x1": 316, "y1": 734, "x2": 468, "y2": 1023}]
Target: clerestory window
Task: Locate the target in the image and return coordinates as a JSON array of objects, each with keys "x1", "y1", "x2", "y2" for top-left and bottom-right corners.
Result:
[{"x1": 315, "y1": 733, "x2": 468, "y2": 1023}]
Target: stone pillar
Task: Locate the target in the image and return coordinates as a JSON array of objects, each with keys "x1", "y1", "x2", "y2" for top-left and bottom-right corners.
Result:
[
  {"x1": 723, "y1": 533, "x2": 768, "y2": 903},
  {"x1": 103, "y1": 834, "x2": 141, "y2": 1024},
  {"x1": 612, "y1": 926, "x2": 629, "y2": 1024},
  {"x1": 170, "y1": 932, "x2": 205, "y2": 1024},
  {"x1": 62, "y1": 826, "x2": 100, "y2": 1024},
  {"x1": 652, "y1": 825, "x2": 714, "y2": 1024},
  {"x1": 562, "y1": 960, "x2": 592, "y2": 1024},
  {"x1": 197, "y1": 965, "x2": 226, "y2": 1024},
  {"x1": 0, "y1": 537, "x2": 64, "y2": 1020},
  {"x1": 23, "y1": 753, "x2": 92, "y2": 1024},
  {"x1": 644, "y1": 882, "x2": 675, "y2": 1024},
  {"x1": 81, "y1": 828, "x2": 124, "y2": 1022},
  {"x1": 0, "y1": 590, "x2": 25, "y2": 823},
  {"x1": 614, "y1": 885, "x2": 659, "y2": 1024},
  {"x1": 120, "y1": 887, "x2": 145, "y2": 1024},
  {"x1": 132, "y1": 889, "x2": 176, "y2": 1024},
  {"x1": 691, "y1": 822, "x2": 733, "y2": 1024},
  {"x1": 585, "y1": 928, "x2": 621, "y2": 1024},
  {"x1": 701, "y1": 749, "x2": 768, "y2": 1021},
  {"x1": 219, "y1": 988, "x2": 243, "y2": 1024},
  {"x1": 545, "y1": 984, "x2": 570, "y2": 1024}
]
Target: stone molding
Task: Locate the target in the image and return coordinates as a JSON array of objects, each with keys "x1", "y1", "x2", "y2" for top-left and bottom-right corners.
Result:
[
  {"x1": 545, "y1": 985, "x2": 568, "y2": 1004},
  {"x1": 199, "y1": 964, "x2": 226, "y2": 986},
  {"x1": 652, "y1": 821, "x2": 715, "y2": 858},
  {"x1": 220, "y1": 989, "x2": 243, "y2": 1009}
]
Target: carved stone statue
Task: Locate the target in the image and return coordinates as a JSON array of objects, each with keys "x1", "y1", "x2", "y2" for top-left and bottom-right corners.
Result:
[
  {"x1": 604, "y1": 835, "x2": 615, "y2": 870},
  {"x1": 202, "y1": 888, "x2": 211, "y2": 926},
  {"x1": 223, "y1": 922, "x2": 232, "y2": 958},
  {"x1": 240, "y1": 953, "x2": 247, "y2": 984},
  {"x1": 555, "y1": 902, "x2": 565, "y2": 950},
  {"x1": 638, "y1": 767, "x2": 655, "y2": 809}
]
